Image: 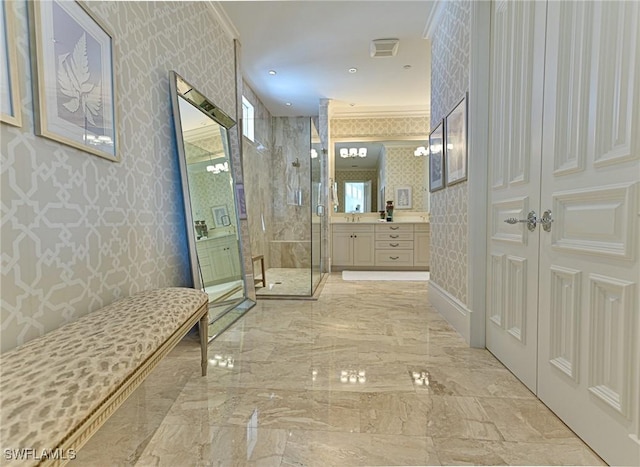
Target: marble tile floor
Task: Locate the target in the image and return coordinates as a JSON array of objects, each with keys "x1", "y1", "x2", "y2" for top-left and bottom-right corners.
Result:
[{"x1": 78, "y1": 273, "x2": 604, "y2": 466}]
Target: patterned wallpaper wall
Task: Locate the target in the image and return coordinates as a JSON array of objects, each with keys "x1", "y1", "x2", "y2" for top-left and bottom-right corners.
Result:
[
  {"x1": 384, "y1": 146, "x2": 428, "y2": 212},
  {"x1": 430, "y1": 0, "x2": 471, "y2": 305},
  {"x1": 331, "y1": 117, "x2": 429, "y2": 138},
  {"x1": 0, "y1": 1, "x2": 237, "y2": 352}
]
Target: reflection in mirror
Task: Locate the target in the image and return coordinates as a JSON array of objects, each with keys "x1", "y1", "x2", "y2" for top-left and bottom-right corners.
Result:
[
  {"x1": 169, "y1": 71, "x2": 254, "y2": 341},
  {"x1": 333, "y1": 140, "x2": 429, "y2": 213}
]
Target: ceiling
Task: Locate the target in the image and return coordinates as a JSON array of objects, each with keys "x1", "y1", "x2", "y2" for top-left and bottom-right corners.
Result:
[{"x1": 219, "y1": 1, "x2": 434, "y2": 118}]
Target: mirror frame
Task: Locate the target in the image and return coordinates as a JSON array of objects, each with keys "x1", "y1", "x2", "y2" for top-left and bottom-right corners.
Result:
[{"x1": 169, "y1": 71, "x2": 242, "y2": 295}]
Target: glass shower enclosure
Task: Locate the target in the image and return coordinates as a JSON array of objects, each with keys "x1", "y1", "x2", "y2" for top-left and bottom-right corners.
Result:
[{"x1": 246, "y1": 117, "x2": 326, "y2": 298}]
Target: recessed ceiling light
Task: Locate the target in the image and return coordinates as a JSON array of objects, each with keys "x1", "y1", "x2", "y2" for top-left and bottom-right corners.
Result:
[
  {"x1": 348, "y1": 67, "x2": 357, "y2": 74},
  {"x1": 285, "y1": 102, "x2": 292, "y2": 106},
  {"x1": 268, "y1": 70, "x2": 277, "y2": 75}
]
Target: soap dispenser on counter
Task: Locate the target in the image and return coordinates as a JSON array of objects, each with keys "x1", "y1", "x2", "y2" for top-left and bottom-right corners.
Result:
[{"x1": 385, "y1": 200, "x2": 394, "y2": 222}]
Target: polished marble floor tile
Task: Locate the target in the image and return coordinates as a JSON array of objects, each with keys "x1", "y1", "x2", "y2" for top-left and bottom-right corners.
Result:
[{"x1": 80, "y1": 273, "x2": 604, "y2": 466}]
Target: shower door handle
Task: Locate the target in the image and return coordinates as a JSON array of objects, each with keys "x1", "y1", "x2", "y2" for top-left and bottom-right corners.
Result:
[{"x1": 316, "y1": 204, "x2": 325, "y2": 217}]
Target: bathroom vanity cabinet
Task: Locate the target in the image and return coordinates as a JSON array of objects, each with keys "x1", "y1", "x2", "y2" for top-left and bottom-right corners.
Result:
[
  {"x1": 195, "y1": 235, "x2": 241, "y2": 285},
  {"x1": 332, "y1": 225, "x2": 375, "y2": 267},
  {"x1": 331, "y1": 222, "x2": 430, "y2": 270}
]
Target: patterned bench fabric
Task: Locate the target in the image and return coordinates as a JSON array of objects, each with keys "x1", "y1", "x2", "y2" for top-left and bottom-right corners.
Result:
[{"x1": 0, "y1": 287, "x2": 208, "y2": 457}]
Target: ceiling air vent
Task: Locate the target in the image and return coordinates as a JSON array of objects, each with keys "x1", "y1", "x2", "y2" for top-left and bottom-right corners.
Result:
[{"x1": 370, "y1": 38, "x2": 399, "y2": 58}]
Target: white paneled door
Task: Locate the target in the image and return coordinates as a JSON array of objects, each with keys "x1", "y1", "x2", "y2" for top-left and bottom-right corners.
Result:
[
  {"x1": 487, "y1": 1, "x2": 640, "y2": 464},
  {"x1": 486, "y1": 0, "x2": 547, "y2": 393},
  {"x1": 537, "y1": 2, "x2": 640, "y2": 464}
]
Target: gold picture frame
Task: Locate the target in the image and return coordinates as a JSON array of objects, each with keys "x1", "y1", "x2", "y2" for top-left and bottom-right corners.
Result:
[{"x1": 30, "y1": 0, "x2": 118, "y2": 161}]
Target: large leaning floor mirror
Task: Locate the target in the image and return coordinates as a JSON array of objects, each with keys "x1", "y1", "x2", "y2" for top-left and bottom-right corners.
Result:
[{"x1": 169, "y1": 71, "x2": 255, "y2": 341}]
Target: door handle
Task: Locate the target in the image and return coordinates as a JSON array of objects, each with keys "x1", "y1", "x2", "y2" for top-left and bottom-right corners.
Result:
[
  {"x1": 504, "y1": 210, "x2": 537, "y2": 232},
  {"x1": 540, "y1": 209, "x2": 553, "y2": 232},
  {"x1": 316, "y1": 204, "x2": 325, "y2": 216}
]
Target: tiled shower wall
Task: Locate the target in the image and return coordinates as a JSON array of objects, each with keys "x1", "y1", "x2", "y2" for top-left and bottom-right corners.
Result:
[
  {"x1": 0, "y1": 1, "x2": 237, "y2": 352},
  {"x1": 270, "y1": 117, "x2": 312, "y2": 268},
  {"x1": 241, "y1": 83, "x2": 273, "y2": 269},
  {"x1": 241, "y1": 87, "x2": 313, "y2": 270},
  {"x1": 429, "y1": 0, "x2": 471, "y2": 305}
]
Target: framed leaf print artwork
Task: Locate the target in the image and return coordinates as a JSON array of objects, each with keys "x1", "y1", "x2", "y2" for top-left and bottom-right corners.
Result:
[
  {"x1": 30, "y1": 1, "x2": 118, "y2": 161},
  {"x1": 1, "y1": 0, "x2": 22, "y2": 127}
]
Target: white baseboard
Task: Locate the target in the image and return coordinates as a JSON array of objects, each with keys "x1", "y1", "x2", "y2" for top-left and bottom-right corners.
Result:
[{"x1": 428, "y1": 280, "x2": 472, "y2": 344}]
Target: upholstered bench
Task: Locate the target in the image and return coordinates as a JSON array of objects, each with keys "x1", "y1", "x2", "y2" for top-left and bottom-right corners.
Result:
[{"x1": 0, "y1": 287, "x2": 208, "y2": 466}]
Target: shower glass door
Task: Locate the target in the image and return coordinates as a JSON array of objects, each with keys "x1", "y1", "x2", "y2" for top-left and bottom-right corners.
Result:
[{"x1": 310, "y1": 120, "x2": 324, "y2": 293}]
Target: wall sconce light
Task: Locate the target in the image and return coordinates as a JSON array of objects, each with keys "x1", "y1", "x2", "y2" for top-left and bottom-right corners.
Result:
[
  {"x1": 340, "y1": 148, "x2": 367, "y2": 158},
  {"x1": 414, "y1": 146, "x2": 428, "y2": 157}
]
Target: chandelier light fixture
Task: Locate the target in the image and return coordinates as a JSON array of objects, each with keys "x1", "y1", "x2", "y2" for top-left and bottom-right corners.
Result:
[{"x1": 339, "y1": 147, "x2": 367, "y2": 158}]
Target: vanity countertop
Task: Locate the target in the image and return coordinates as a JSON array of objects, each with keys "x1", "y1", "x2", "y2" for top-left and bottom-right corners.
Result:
[
  {"x1": 330, "y1": 216, "x2": 429, "y2": 224},
  {"x1": 196, "y1": 233, "x2": 236, "y2": 242}
]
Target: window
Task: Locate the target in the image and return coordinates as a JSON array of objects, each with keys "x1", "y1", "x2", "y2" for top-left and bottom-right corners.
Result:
[
  {"x1": 344, "y1": 181, "x2": 370, "y2": 212},
  {"x1": 241, "y1": 96, "x2": 254, "y2": 142}
]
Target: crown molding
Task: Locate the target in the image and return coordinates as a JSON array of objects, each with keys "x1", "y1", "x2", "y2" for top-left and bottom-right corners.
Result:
[
  {"x1": 424, "y1": 0, "x2": 446, "y2": 39},
  {"x1": 207, "y1": 1, "x2": 240, "y2": 40}
]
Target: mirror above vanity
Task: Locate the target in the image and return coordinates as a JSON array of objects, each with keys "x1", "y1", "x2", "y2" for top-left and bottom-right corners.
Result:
[
  {"x1": 333, "y1": 139, "x2": 430, "y2": 215},
  {"x1": 169, "y1": 71, "x2": 254, "y2": 340}
]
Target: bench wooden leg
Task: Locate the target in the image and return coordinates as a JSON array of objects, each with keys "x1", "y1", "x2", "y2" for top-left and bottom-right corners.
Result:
[{"x1": 199, "y1": 312, "x2": 208, "y2": 376}]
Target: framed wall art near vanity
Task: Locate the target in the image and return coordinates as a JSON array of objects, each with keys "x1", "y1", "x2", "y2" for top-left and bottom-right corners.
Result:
[
  {"x1": 395, "y1": 186, "x2": 412, "y2": 209},
  {"x1": 444, "y1": 93, "x2": 468, "y2": 186},
  {"x1": 429, "y1": 120, "x2": 445, "y2": 192},
  {"x1": 30, "y1": 0, "x2": 118, "y2": 161},
  {"x1": 212, "y1": 204, "x2": 230, "y2": 227}
]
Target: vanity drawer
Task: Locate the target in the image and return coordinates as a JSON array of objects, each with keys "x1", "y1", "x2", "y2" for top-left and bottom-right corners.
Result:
[
  {"x1": 375, "y1": 231, "x2": 414, "y2": 241},
  {"x1": 375, "y1": 250, "x2": 414, "y2": 266},
  {"x1": 333, "y1": 224, "x2": 374, "y2": 233},
  {"x1": 375, "y1": 224, "x2": 414, "y2": 233},
  {"x1": 375, "y1": 240, "x2": 413, "y2": 250}
]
